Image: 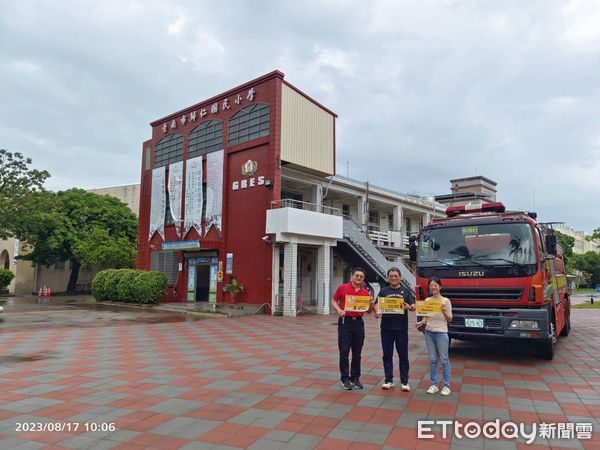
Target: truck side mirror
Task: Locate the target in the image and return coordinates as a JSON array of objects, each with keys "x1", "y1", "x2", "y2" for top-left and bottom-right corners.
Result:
[
  {"x1": 545, "y1": 234, "x2": 557, "y2": 256},
  {"x1": 409, "y1": 234, "x2": 418, "y2": 262}
]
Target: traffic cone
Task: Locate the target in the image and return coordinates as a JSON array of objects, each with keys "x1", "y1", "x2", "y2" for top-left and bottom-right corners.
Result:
[
  {"x1": 38, "y1": 288, "x2": 43, "y2": 297},
  {"x1": 43, "y1": 286, "x2": 48, "y2": 297},
  {"x1": 47, "y1": 288, "x2": 52, "y2": 297}
]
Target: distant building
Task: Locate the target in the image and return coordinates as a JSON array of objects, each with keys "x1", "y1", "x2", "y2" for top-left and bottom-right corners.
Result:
[
  {"x1": 88, "y1": 184, "x2": 140, "y2": 216},
  {"x1": 435, "y1": 175, "x2": 497, "y2": 207},
  {"x1": 554, "y1": 225, "x2": 600, "y2": 255},
  {"x1": 0, "y1": 238, "x2": 34, "y2": 295}
]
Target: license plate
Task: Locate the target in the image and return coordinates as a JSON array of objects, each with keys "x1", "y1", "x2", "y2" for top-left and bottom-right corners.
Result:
[{"x1": 465, "y1": 318, "x2": 484, "y2": 328}]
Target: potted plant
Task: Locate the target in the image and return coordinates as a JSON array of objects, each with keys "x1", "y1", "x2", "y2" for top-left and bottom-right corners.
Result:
[{"x1": 223, "y1": 276, "x2": 244, "y2": 304}]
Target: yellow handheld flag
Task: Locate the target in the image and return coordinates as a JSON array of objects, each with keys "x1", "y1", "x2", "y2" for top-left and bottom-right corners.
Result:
[
  {"x1": 344, "y1": 295, "x2": 371, "y2": 312},
  {"x1": 416, "y1": 298, "x2": 443, "y2": 316},
  {"x1": 379, "y1": 297, "x2": 405, "y2": 314}
]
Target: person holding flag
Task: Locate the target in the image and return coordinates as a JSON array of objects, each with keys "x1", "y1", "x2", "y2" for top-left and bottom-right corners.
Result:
[
  {"x1": 374, "y1": 267, "x2": 415, "y2": 391},
  {"x1": 331, "y1": 267, "x2": 373, "y2": 390}
]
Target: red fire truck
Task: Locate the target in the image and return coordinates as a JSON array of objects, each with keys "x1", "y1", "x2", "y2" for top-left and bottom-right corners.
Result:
[{"x1": 409, "y1": 202, "x2": 570, "y2": 359}]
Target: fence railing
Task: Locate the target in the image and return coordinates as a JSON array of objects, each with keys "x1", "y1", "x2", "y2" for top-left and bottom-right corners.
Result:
[
  {"x1": 343, "y1": 216, "x2": 416, "y2": 287},
  {"x1": 270, "y1": 199, "x2": 342, "y2": 216}
]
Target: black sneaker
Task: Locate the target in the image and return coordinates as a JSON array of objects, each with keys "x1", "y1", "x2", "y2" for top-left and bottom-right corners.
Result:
[
  {"x1": 351, "y1": 379, "x2": 364, "y2": 389},
  {"x1": 341, "y1": 380, "x2": 352, "y2": 390}
]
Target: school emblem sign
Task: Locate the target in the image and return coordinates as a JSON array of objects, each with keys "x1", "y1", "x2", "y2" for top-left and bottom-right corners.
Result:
[{"x1": 241, "y1": 160, "x2": 258, "y2": 177}]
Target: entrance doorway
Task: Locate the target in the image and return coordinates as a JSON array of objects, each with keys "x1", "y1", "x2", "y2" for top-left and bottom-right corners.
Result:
[
  {"x1": 186, "y1": 253, "x2": 218, "y2": 303},
  {"x1": 195, "y1": 265, "x2": 210, "y2": 301}
]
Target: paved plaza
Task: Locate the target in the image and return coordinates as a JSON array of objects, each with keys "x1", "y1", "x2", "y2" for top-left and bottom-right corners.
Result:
[{"x1": 0, "y1": 306, "x2": 598, "y2": 449}]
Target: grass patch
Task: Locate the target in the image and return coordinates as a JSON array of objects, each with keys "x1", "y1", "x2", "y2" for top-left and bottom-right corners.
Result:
[
  {"x1": 573, "y1": 288, "x2": 597, "y2": 295},
  {"x1": 573, "y1": 302, "x2": 600, "y2": 309}
]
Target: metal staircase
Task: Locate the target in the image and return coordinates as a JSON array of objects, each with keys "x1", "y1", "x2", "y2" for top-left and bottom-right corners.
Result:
[{"x1": 339, "y1": 216, "x2": 415, "y2": 289}]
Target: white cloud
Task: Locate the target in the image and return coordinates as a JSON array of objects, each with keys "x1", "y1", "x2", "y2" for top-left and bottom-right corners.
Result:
[
  {"x1": 561, "y1": 0, "x2": 600, "y2": 51},
  {"x1": 542, "y1": 96, "x2": 580, "y2": 116},
  {"x1": 2, "y1": 60, "x2": 42, "y2": 75},
  {"x1": 313, "y1": 45, "x2": 356, "y2": 75},
  {"x1": 167, "y1": 14, "x2": 187, "y2": 35},
  {"x1": 177, "y1": 29, "x2": 226, "y2": 71}
]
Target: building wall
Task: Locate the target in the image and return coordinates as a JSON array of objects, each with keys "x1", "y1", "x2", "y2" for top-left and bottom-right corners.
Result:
[
  {"x1": 225, "y1": 144, "x2": 277, "y2": 303},
  {"x1": 451, "y1": 176, "x2": 497, "y2": 198},
  {"x1": 280, "y1": 83, "x2": 335, "y2": 176},
  {"x1": 0, "y1": 238, "x2": 36, "y2": 295},
  {"x1": 555, "y1": 225, "x2": 600, "y2": 255},
  {"x1": 89, "y1": 184, "x2": 140, "y2": 217},
  {"x1": 137, "y1": 71, "x2": 298, "y2": 303}
]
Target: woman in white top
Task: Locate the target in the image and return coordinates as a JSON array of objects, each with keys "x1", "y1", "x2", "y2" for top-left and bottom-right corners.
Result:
[{"x1": 415, "y1": 276, "x2": 453, "y2": 395}]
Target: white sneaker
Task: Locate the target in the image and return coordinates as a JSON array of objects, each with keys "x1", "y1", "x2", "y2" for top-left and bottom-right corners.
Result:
[
  {"x1": 401, "y1": 383, "x2": 410, "y2": 392},
  {"x1": 426, "y1": 385, "x2": 439, "y2": 394},
  {"x1": 440, "y1": 386, "x2": 451, "y2": 396},
  {"x1": 382, "y1": 380, "x2": 394, "y2": 390}
]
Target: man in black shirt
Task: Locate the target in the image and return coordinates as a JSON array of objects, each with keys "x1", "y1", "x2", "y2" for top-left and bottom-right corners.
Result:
[{"x1": 375, "y1": 267, "x2": 415, "y2": 391}]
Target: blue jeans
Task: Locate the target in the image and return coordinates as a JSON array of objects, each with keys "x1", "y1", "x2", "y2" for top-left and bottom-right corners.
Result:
[{"x1": 425, "y1": 331, "x2": 451, "y2": 387}]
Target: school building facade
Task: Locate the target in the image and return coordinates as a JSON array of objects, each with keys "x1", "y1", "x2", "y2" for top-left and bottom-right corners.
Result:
[{"x1": 137, "y1": 70, "x2": 445, "y2": 316}]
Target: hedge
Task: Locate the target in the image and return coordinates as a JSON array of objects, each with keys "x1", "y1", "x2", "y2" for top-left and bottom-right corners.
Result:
[
  {"x1": 130, "y1": 271, "x2": 168, "y2": 304},
  {"x1": 116, "y1": 269, "x2": 143, "y2": 302},
  {"x1": 0, "y1": 269, "x2": 15, "y2": 291},
  {"x1": 91, "y1": 269, "x2": 116, "y2": 300},
  {"x1": 91, "y1": 269, "x2": 167, "y2": 304},
  {"x1": 104, "y1": 269, "x2": 124, "y2": 302}
]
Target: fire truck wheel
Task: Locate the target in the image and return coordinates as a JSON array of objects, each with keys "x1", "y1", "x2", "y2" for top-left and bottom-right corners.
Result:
[
  {"x1": 537, "y1": 319, "x2": 556, "y2": 360},
  {"x1": 559, "y1": 301, "x2": 570, "y2": 337}
]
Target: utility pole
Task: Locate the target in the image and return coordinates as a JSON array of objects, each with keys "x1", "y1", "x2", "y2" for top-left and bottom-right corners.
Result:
[{"x1": 365, "y1": 181, "x2": 370, "y2": 229}]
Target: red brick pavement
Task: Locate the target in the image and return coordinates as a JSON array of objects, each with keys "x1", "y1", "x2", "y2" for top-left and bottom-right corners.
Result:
[{"x1": 0, "y1": 309, "x2": 598, "y2": 449}]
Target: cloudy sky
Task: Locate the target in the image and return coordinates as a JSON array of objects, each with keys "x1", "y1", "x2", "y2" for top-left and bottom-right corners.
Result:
[{"x1": 1, "y1": 0, "x2": 599, "y2": 233}]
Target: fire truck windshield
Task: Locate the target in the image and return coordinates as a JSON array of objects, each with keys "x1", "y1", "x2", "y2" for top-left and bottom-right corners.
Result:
[{"x1": 418, "y1": 223, "x2": 537, "y2": 268}]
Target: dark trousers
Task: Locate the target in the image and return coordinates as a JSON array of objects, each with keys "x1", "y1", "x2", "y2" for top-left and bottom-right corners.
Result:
[
  {"x1": 381, "y1": 328, "x2": 409, "y2": 384},
  {"x1": 338, "y1": 317, "x2": 365, "y2": 382}
]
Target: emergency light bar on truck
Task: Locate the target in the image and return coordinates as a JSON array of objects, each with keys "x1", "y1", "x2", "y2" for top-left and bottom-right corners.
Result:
[{"x1": 446, "y1": 202, "x2": 506, "y2": 217}]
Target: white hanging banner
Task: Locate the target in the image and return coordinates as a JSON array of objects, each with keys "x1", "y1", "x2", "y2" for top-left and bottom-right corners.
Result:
[
  {"x1": 205, "y1": 149, "x2": 224, "y2": 235},
  {"x1": 149, "y1": 166, "x2": 166, "y2": 240},
  {"x1": 168, "y1": 161, "x2": 184, "y2": 236},
  {"x1": 184, "y1": 156, "x2": 203, "y2": 236},
  {"x1": 13, "y1": 238, "x2": 20, "y2": 267}
]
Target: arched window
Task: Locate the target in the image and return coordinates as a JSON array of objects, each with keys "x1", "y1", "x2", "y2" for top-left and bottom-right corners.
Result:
[
  {"x1": 0, "y1": 250, "x2": 9, "y2": 270},
  {"x1": 154, "y1": 133, "x2": 183, "y2": 168},
  {"x1": 228, "y1": 103, "x2": 270, "y2": 146},
  {"x1": 189, "y1": 120, "x2": 223, "y2": 158}
]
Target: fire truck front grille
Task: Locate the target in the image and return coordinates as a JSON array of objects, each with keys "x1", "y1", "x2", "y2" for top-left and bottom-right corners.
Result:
[
  {"x1": 442, "y1": 288, "x2": 523, "y2": 302},
  {"x1": 485, "y1": 318, "x2": 502, "y2": 327}
]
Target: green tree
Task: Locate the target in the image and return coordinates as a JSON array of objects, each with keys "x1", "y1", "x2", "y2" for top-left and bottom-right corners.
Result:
[
  {"x1": 573, "y1": 251, "x2": 600, "y2": 287},
  {"x1": 554, "y1": 231, "x2": 575, "y2": 272},
  {"x1": 12, "y1": 189, "x2": 138, "y2": 294},
  {"x1": 0, "y1": 149, "x2": 50, "y2": 238},
  {"x1": 75, "y1": 228, "x2": 136, "y2": 269}
]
